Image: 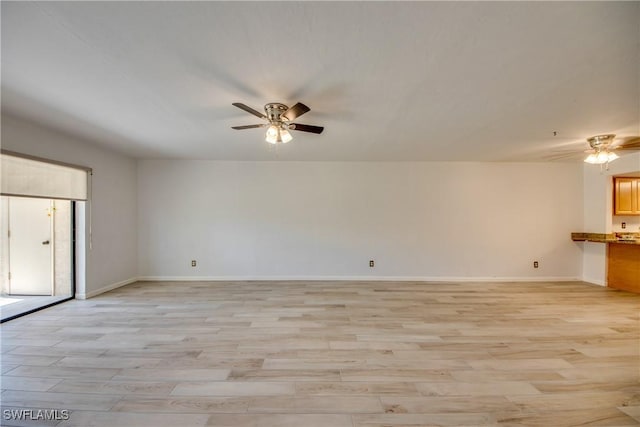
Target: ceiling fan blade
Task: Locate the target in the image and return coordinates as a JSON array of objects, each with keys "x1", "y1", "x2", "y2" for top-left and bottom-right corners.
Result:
[
  {"x1": 544, "y1": 154, "x2": 580, "y2": 161},
  {"x1": 232, "y1": 103, "x2": 266, "y2": 119},
  {"x1": 231, "y1": 124, "x2": 265, "y2": 130},
  {"x1": 289, "y1": 123, "x2": 324, "y2": 134},
  {"x1": 543, "y1": 150, "x2": 589, "y2": 161},
  {"x1": 614, "y1": 136, "x2": 640, "y2": 150},
  {"x1": 282, "y1": 102, "x2": 310, "y2": 121}
]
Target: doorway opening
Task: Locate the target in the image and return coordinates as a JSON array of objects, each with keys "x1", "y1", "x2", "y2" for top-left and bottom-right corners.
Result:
[
  {"x1": 0, "y1": 150, "x2": 90, "y2": 322},
  {"x1": 0, "y1": 196, "x2": 75, "y2": 321}
]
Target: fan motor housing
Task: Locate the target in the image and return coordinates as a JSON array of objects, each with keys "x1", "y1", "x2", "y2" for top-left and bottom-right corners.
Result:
[
  {"x1": 264, "y1": 103, "x2": 288, "y2": 122},
  {"x1": 588, "y1": 134, "x2": 615, "y2": 150}
]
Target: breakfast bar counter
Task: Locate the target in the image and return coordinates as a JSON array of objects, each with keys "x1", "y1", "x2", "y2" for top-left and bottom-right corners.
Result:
[{"x1": 572, "y1": 233, "x2": 640, "y2": 293}]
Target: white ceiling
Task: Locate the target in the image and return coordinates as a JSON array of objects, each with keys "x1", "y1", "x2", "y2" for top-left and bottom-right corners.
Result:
[{"x1": 2, "y1": 1, "x2": 639, "y2": 161}]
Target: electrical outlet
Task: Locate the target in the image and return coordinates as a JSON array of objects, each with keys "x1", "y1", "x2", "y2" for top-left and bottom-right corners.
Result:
[
  {"x1": 369, "y1": 260, "x2": 375, "y2": 268},
  {"x1": 191, "y1": 260, "x2": 197, "y2": 267},
  {"x1": 622, "y1": 222, "x2": 626, "y2": 229},
  {"x1": 533, "y1": 261, "x2": 539, "y2": 269}
]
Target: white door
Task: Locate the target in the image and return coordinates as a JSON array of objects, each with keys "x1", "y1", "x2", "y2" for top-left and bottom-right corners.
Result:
[{"x1": 9, "y1": 198, "x2": 53, "y2": 295}]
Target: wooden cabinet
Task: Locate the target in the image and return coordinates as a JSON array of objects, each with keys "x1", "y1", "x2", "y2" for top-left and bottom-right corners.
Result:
[
  {"x1": 608, "y1": 243, "x2": 640, "y2": 293},
  {"x1": 613, "y1": 177, "x2": 640, "y2": 215}
]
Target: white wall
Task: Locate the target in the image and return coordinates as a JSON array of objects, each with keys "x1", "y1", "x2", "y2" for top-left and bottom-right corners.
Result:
[
  {"x1": 0, "y1": 198, "x2": 8, "y2": 294},
  {"x1": 581, "y1": 152, "x2": 640, "y2": 285},
  {"x1": 138, "y1": 160, "x2": 583, "y2": 281},
  {"x1": 1, "y1": 114, "x2": 138, "y2": 297},
  {"x1": 0, "y1": 112, "x2": 597, "y2": 288}
]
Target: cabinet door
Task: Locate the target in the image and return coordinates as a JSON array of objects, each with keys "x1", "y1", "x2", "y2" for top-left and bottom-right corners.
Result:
[
  {"x1": 614, "y1": 177, "x2": 639, "y2": 215},
  {"x1": 608, "y1": 243, "x2": 640, "y2": 293}
]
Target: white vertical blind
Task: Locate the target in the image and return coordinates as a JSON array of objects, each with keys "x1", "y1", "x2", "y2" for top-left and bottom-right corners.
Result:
[{"x1": 1, "y1": 152, "x2": 90, "y2": 201}]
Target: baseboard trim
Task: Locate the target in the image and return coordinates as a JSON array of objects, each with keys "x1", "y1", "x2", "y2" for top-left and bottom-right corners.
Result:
[
  {"x1": 137, "y1": 275, "x2": 581, "y2": 283},
  {"x1": 581, "y1": 277, "x2": 606, "y2": 287},
  {"x1": 76, "y1": 277, "x2": 138, "y2": 299}
]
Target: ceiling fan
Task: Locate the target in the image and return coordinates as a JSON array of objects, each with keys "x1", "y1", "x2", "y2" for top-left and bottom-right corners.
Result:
[
  {"x1": 231, "y1": 102, "x2": 324, "y2": 144},
  {"x1": 546, "y1": 134, "x2": 640, "y2": 166}
]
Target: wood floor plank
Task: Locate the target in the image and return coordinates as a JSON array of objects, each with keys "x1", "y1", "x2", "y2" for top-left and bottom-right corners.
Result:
[
  {"x1": 416, "y1": 381, "x2": 541, "y2": 396},
  {"x1": 506, "y1": 390, "x2": 640, "y2": 412},
  {"x1": 228, "y1": 369, "x2": 342, "y2": 382},
  {"x1": 379, "y1": 395, "x2": 520, "y2": 415},
  {"x1": 3, "y1": 366, "x2": 120, "y2": 380},
  {"x1": 0, "y1": 355, "x2": 62, "y2": 367},
  {"x1": 352, "y1": 412, "x2": 495, "y2": 426},
  {"x1": 1, "y1": 390, "x2": 120, "y2": 411},
  {"x1": 171, "y1": 381, "x2": 295, "y2": 397},
  {"x1": 247, "y1": 395, "x2": 383, "y2": 413},
  {"x1": 497, "y1": 407, "x2": 640, "y2": 426},
  {"x1": 49, "y1": 379, "x2": 177, "y2": 396},
  {"x1": 57, "y1": 411, "x2": 210, "y2": 427},
  {"x1": 0, "y1": 376, "x2": 62, "y2": 392},
  {"x1": 54, "y1": 356, "x2": 162, "y2": 369},
  {"x1": 111, "y1": 396, "x2": 249, "y2": 413},
  {"x1": 0, "y1": 364, "x2": 18, "y2": 374},
  {"x1": 295, "y1": 381, "x2": 419, "y2": 396},
  {"x1": 205, "y1": 413, "x2": 353, "y2": 427},
  {"x1": 111, "y1": 368, "x2": 230, "y2": 382}
]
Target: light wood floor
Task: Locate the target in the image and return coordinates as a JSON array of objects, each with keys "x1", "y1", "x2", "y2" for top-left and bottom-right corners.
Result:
[{"x1": 1, "y1": 280, "x2": 639, "y2": 426}]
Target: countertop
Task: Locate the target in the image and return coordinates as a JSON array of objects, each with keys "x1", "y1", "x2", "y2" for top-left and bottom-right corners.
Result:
[{"x1": 571, "y1": 232, "x2": 640, "y2": 245}]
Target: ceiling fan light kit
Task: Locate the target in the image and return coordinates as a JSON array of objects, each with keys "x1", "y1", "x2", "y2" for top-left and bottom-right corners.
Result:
[
  {"x1": 232, "y1": 101, "x2": 324, "y2": 145},
  {"x1": 584, "y1": 151, "x2": 619, "y2": 165},
  {"x1": 583, "y1": 134, "x2": 618, "y2": 166},
  {"x1": 265, "y1": 124, "x2": 292, "y2": 144}
]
